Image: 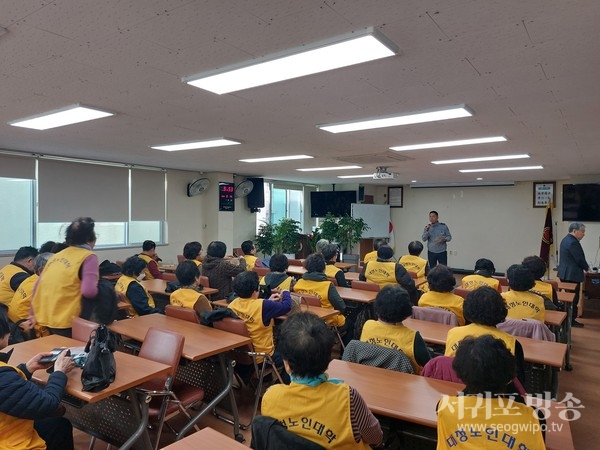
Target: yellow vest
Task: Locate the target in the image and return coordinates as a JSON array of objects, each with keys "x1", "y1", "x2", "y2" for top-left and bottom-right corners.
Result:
[
  {"x1": 192, "y1": 259, "x2": 202, "y2": 267},
  {"x1": 501, "y1": 290, "x2": 545, "y2": 322},
  {"x1": 418, "y1": 291, "x2": 466, "y2": 325},
  {"x1": 262, "y1": 382, "x2": 370, "y2": 449},
  {"x1": 360, "y1": 320, "x2": 421, "y2": 374},
  {"x1": 437, "y1": 395, "x2": 546, "y2": 450},
  {"x1": 243, "y1": 255, "x2": 259, "y2": 271},
  {"x1": 363, "y1": 261, "x2": 398, "y2": 288},
  {"x1": 445, "y1": 324, "x2": 516, "y2": 356},
  {"x1": 8, "y1": 274, "x2": 38, "y2": 323},
  {"x1": 0, "y1": 362, "x2": 47, "y2": 450},
  {"x1": 0, "y1": 264, "x2": 28, "y2": 306},
  {"x1": 461, "y1": 274, "x2": 500, "y2": 292},
  {"x1": 399, "y1": 255, "x2": 427, "y2": 278},
  {"x1": 260, "y1": 275, "x2": 293, "y2": 291},
  {"x1": 137, "y1": 254, "x2": 157, "y2": 280},
  {"x1": 228, "y1": 297, "x2": 273, "y2": 361},
  {"x1": 115, "y1": 275, "x2": 156, "y2": 317},
  {"x1": 324, "y1": 264, "x2": 342, "y2": 280},
  {"x1": 33, "y1": 247, "x2": 94, "y2": 329},
  {"x1": 531, "y1": 280, "x2": 553, "y2": 300},
  {"x1": 294, "y1": 278, "x2": 345, "y2": 326},
  {"x1": 363, "y1": 250, "x2": 378, "y2": 264},
  {"x1": 170, "y1": 287, "x2": 202, "y2": 309}
]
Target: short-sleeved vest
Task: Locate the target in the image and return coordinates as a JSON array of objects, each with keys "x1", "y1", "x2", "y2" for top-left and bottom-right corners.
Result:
[
  {"x1": 262, "y1": 382, "x2": 370, "y2": 449},
  {"x1": 228, "y1": 297, "x2": 273, "y2": 360},
  {"x1": 399, "y1": 255, "x2": 427, "y2": 278},
  {"x1": 170, "y1": 287, "x2": 201, "y2": 309},
  {"x1": 437, "y1": 395, "x2": 545, "y2": 449},
  {"x1": 260, "y1": 275, "x2": 293, "y2": 291},
  {"x1": 324, "y1": 264, "x2": 343, "y2": 280},
  {"x1": 502, "y1": 290, "x2": 545, "y2": 322},
  {"x1": 294, "y1": 278, "x2": 345, "y2": 326},
  {"x1": 0, "y1": 363, "x2": 46, "y2": 450},
  {"x1": 115, "y1": 275, "x2": 155, "y2": 317},
  {"x1": 363, "y1": 261, "x2": 397, "y2": 288},
  {"x1": 445, "y1": 324, "x2": 516, "y2": 356},
  {"x1": 0, "y1": 264, "x2": 28, "y2": 306},
  {"x1": 461, "y1": 274, "x2": 500, "y2": 292},
  {"x1": 33, "y1": 247, "x2": 93, "y2": 329},
  {"x1": 363, "y1": 250, "x2": 377, "y2": 264},
  {"x1": 418, "y1": 291, "x2": 465, "y2": 325},
  {"x1": 243, "y1": 255, "x2": 259, "y2": 271},
  {"x1": 137, "y1": 254, "x2": 157, "y2": 280},
  {"x1": 531, "y1": 280, "x2": 553, "y2": 300},
  {"x1": 8, "y1": 274, "x2": 38, "y2": 323},
  {"x1": 360, "y1": 320, "x2": 421, "y2": 373}
]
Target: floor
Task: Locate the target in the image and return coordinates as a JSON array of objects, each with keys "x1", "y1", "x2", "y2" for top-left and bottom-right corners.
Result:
[{"x1": 74, "y1": 291, "x2": 599, "y2": 449}]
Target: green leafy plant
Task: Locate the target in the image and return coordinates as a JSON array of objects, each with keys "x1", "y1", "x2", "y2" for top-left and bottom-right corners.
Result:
[
  {"x1": 255, "y1": 222, "x2": 275, "y2": 256},
  {"x1": 336, "y1": 215, "x2": 370, "y2": 254},
  {"x1": 319, "y1": 213, "x2": 339, "y2": 242},
  {"x1": 273, "y1": 217, "x2": 302, "y2": 254},
  {"x1": 306, "y1": 228, "x2": 322, "y2": 253}
]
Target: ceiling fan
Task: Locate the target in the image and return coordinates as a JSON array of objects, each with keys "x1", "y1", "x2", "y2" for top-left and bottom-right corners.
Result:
[
  {"x1": 235, "y1": 179, "x2": 254, "y2": 198},
  {"x1": 187, "y1": 178, "x2": 210, "y2": 197}
]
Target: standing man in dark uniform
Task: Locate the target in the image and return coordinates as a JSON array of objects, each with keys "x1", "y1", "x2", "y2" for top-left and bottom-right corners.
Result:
[
  {"x1": 422, "y1": 211, "x2": 452, "y2": 268},
  {"x1": 558, "y1": 222, "x2": 588, "y2": 328}
]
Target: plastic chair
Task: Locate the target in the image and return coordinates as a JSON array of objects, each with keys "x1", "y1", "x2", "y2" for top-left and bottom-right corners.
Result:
[
  {"x1": 72, "y1": 317, "x2": 98, "y2": 342},
  {"x1": 327, "y1": 277, "x2": 339, "y2": 286},
  {"x1": 412, "y1": 306, "x2": 459, "y2": 326},
  {"x1": 351, "y1": 280, "x2": 380, "y2": 292},
  {"x1": 162, "y1": 272, "x2": 177, "y2": 282},
  {"x1": 212, "y1": 317, "x2": 283, "y2": 429},
  {"x1": 453, "y1": 287, "x2": 471, "y2": 299},
  {"x1": 137, "y1": 327, "x2": 205, "y2": 449},
  {"x1": 493, "y1": 275, "x2": 509, "y2": 286},
  {"x1": 408, "y1": 271, "x2": 418, "y2": 279},
  {"x1": 176, "y1": 254, "x2": 185, "y2": 263},
  {"x1": 294, "y1": 293, "x2": 345, "y2": 350},
  {"x1": 199, "y1": 275, "x2": 211, "y2": 289},
  {"x1": 254, "y1": 266, "x2": 270, "y2": 277},
  {"x1": 164, "y1": 304, "x2": 201, "y2": 324}
]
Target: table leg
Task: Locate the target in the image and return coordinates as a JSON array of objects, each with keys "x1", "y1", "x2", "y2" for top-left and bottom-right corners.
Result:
[
  {"x1": 119, "y1": 389, "x2": 152, "y2": 450},
  {"x1": 564, "y1": 303, "x2": 573, "y2": 371},
  {"x1": 550, "y1": 368, "x2": 560, "y2": 401},
  {"x1": 176, "y1": 355, "x2": 243, "y2": 442}
]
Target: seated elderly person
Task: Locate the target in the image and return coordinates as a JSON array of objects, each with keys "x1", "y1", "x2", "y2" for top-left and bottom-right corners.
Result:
[
  {"x1": 522, "y1": 255, "x2": 560, "y2": 309},
  {"x1": 461, "y1": 258, "x2": 501, "y2": 292},
  {"x1": 261, "y1": 312, "x2": 383, "y2": 448},
  {"x1": 202, "y1": 241, "x2": 246, "y2": 300},
  {"x1": 115, "y1": 256, "x2": 161, "y2": 316},
  {"x1": 502, "y1": 264, "x2": 546, "y2": 322},
  {"x1": 322, "y1": 244, "x2": 349, "y2": 287},
  {"x1": 0, "y1": 310, "x2": 75, "y2": 450},
  {"x1": 260, "y1": 254, "x2": 295, "y2": 291},
  {"x1": 418, "y1": 265, "x2": 465, "y2": 325}
]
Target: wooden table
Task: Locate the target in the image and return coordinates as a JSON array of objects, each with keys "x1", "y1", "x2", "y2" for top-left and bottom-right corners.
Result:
[
  {"x1": 159, "y1": 264, "x2": 177, "y2": 273},
  {"x1": 335, "y1": 261, "x2": 356, "y2": 272},
  {"x1": 327, "y1": 359, "x2": 573, "y2": 450},
  {"x1": 345, "y1": 272, "x2": 360, "y2": 282},
  {"x1": 286, "y1": 265, "x2": 306, "y2": 277},
  {"x1": 7, "y1": 335, "x2": 171, "y2": 449},
  {"x1": 335, "y1": 286, "x2": 378, "y2": 304},
  {"x1": 110, "y1": 314, "x2": 251, "y2": 441},
  {"x1": 403, "y1": 318, "x2": 566, "y2": 398},
  {"x1": 557, "y1": 281, "x2": 577, "y2": 292},
  {"x1": 556, "y1": 290, "x2": 575, "y2": 370},
  {"x1": 211, "y1": 298, "x2": 340, "y2": 322},
  {"x1": 141, "y1": 278, "x2": 218, "y2": 298},
  {"x1": 162, "y1": 427, "x2": 247, "y2": 449}
]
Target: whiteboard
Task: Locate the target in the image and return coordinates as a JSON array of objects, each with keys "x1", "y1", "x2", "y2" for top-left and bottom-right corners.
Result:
[{"x1": 351, "y1": 204, "x2": 390, "y2": 238}]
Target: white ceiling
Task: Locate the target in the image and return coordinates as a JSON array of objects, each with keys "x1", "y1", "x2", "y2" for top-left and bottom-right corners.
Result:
[{"x1": 1, "y1": 0, "x2": 599, "y2": 186}]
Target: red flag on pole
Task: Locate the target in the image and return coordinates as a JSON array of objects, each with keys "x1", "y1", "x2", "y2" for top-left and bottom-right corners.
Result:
[{"x1": 539, "y1": 204, "x2": 553, "y2": 266}]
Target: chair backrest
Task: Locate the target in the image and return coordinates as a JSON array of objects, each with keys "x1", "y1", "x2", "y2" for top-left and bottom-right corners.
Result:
[
  {"x1": 327, "y1": 277, "x2": 339, "y2": 286},
  {"x1": 193, "y1": 294, "x2": 213, "y2": 314},
  {"x1": 116, "y1": 260, "x2": 125, "y2": 267},
  {"x1": 138, "y1": 327, "x2": 185, "y2": 390},
  {"x1": 351, "y1": 280, "x2": 380, "y2": 292},
  {"x1": 199, "y1": 275, "x2": 210, "y2": 289},
  {"x1": 176, "y1": 254, "x2": 185, "y2": 263},
  {"x1": 254, "y1": 266, "x2": 270, "y2": 277},
  {"x1": 162, "y1": 272, "x2": 177, "y2": 281},
  {"x1": 72, "y1": 317, "x2": 98, "y2": 342},
  {"x1": 408, "y1": 271, "x2": 418, "y2": 279},
  {"x1": 213, "y1": 317, "x2": 254, "y2": 365},
  {"x1": 342, "y1": 340, "x2": 414, "y2": 374},
  {"x1": 297, "y1": 293, "x2": 321, "y2": 307},
  {"x1": 412, "y1": 306, "x2": 459, "y2": 326},
  {"x1": 547, "y1": 279, "x2": 558, "y2": 291},
  {"x1": 497, "y1": 318, "x2": 556, "y2": 341},
  {"x1": 493, "y1": 275, "x2": 509, "y2": 286},
  {"x1": 453, "y1": 287, "x2": 471, "y2": 299},
  {"x1": 233, "y1": 247, "x2": 243, "y2": 257},
  {"x1": 164, "y1": 304, "x2": 201, "y2": 324},
  {"x1": 288, "y1": 259, "x2": 303, "y2": 266}
]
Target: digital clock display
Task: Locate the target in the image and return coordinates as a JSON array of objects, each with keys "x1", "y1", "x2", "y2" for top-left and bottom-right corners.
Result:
[{"x1": 219, "y1": 182, "x2": 235, "y2": 211}]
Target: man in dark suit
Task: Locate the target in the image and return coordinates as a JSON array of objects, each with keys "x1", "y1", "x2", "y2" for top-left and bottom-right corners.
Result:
[{"x1": 557, "y1": 222, "x2": 589, "y2": 327}]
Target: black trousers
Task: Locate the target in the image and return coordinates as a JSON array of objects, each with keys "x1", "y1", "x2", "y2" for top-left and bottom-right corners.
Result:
[
  {"x1": 428, "y1": 250, "x2": 448, "y2": 267},
  {"x1": 34, "y1": 417, "x2": 74, "y2": 450}
]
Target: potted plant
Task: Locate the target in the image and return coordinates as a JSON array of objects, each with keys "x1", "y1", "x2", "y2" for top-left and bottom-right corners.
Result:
[
  {"x1": 255, "y1": 222, "x2": 275, "y2": 256},
  {"x1": 272, "y1": 217, "x2": 302, "y2": 256},
  {"x1": 319, "y1": 213, "x2": 339, "y2": 243},
  {"x1": 306, "y1": 228, "x2": 322, "y2": 253},
  {"x1": 336, "y1": 215, "x2": 370, "y2": 255}
]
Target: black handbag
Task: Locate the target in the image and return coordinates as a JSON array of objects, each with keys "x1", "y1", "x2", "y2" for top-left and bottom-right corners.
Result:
[{"x1": 81, "y1": 324, "x2": 117, "y2": 392}]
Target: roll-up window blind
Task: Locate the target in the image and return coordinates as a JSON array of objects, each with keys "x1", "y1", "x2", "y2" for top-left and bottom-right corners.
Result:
[
  {"x1": 38, "y1": 160, "x2": 128, "y2": 222},
  {"x1": 131, "y1": 169, "x2": 166, "y2": 221},
  {"x1": 0, "y1": 154, "x2": 36, "y2": 179}
]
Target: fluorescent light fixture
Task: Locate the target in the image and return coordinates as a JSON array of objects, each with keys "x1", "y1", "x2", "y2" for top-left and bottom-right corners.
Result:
[
  {"x1": 240, "y1": 155, "x2": 313, "y2": 163},
  {"x1": 151, "y1": 138, "x2": 240, "y2": 151},
  {"x1": 411, "y1": 180, "x2": 515, "y2": 188},
  {"x1": 9, "y1": 104, "x2": 114, "y2": 130},
  {"x1": 476, "y1": 177, "x2": 483, "y2": 181},
  {"x1": 185, "y1": 27, "x2": 398, "y2": 94},
  {"x1": 337, "y1": 174, "x2": 375, "y2": 179},
  {"x1": 390, "y1": 136, "x2": 506, "y2": 151},
  {"x1": 318, "y1": 105, "x2": 472, "y2": 134},
  {"x1": 432, "y1": 154, "x2": 530, "y2": 165},
  {"x1": 459, "y1": 165, "x2": 543, "y2": 173},
  {"x1": 297, "y1": 165, "x2": 361, "y2": 172}
]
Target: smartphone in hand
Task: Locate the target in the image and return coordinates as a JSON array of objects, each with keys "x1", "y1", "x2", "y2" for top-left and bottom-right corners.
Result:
[{"x1": 39, "y1": 348, "x2": 69, "y2": 364}]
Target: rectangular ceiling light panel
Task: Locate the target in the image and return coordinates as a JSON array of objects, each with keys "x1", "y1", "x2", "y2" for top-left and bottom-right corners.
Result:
[
  {"x1": 240, "y1": 155, "x2": 313, "y2": 163},
  {"x1": 9, "y1": 105, "x2": 114, "y2": 130},
  {"x1": 185, "y1": 28, "x2": 398, "y2": 94},
  {"x1": 297, "y1": 165, "x2": 361, "y2": 172},
  {"x1": 459, "y1": 166, "x2": 543, "y2": 173},
  {"x1": 391, "y1": 136, "x2": 507, "y2": 151},
  {"x1": 151, "y1": 138, "x2": 240, "y2": 151},
  {"x1": 432, "y1": 154, "x2": 530, "y2": 165}
]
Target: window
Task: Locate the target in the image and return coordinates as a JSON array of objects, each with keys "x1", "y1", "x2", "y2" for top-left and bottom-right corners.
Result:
[
  {"x1": 256, "y1": 181, "x2": 307, "y2": 233},
  {"x1": 0, "y1": 177, "x2": 35, "y2": 251}
]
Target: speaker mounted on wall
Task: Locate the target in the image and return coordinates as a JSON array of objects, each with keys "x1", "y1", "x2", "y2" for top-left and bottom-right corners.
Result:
[{"x1": 246, "y1": 177, "x2": 265, "y2": 213}]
